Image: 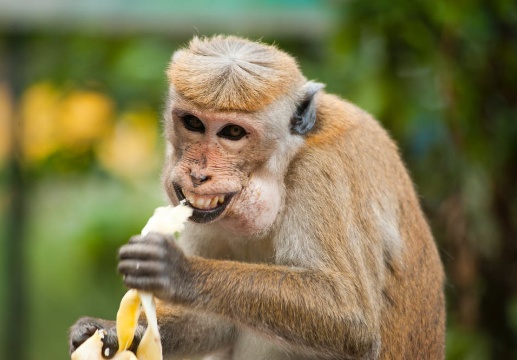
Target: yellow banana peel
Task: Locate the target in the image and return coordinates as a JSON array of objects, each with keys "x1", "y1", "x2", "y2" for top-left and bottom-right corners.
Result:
[
  {"x1": 116, "y1": 289, "x2": 142, "y2": 352},
  {"x1": 71, "y1": 203, "x2": 193, "y2": 360},
  {"x1": 135, "y1": 292, "x2": 162, "y2": 360}
]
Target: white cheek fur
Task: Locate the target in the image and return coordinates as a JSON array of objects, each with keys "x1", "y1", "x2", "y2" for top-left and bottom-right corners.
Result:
[
  {"x1": 258, "y1": 95, "x2": 305, "y2": 176},
  {"x1": 220, "y1": 172, "x2": 283, "y2": 237},
  {"x1": 265, "y1": 135, "x2": 304, "y2": 175}
]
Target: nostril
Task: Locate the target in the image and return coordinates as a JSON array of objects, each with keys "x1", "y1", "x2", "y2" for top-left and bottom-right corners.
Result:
[{"x1": 190, "y1": 173, "x2": 211, "y2": 186}]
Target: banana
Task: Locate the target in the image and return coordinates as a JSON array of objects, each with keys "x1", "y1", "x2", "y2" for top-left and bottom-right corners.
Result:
[
  {"x1": 71, "y1": 330, "x2": 108, "y2": 360},
  {"x1": 135, "y1": 293, "x2": 162, "y2": 360},
  {"x1": 116, "y1": 289, "x2": 141, "y2": 353},
  {"x1": 71, "y1": 203, "x2": 193, "y2": 359}
]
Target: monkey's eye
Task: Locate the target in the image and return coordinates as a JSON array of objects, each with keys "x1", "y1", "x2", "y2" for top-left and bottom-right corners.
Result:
[
  {"x1": 181, "y1": 115, "x2": 205, "y2": 133},
  {"x1": 218, "y1": 124, "x2": 247, "y2": 141}
]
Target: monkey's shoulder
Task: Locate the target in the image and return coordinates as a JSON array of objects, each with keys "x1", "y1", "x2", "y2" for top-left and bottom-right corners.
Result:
[
  {"x1": 308, "y1": 92, "x2": 393, "y2": 151},
  {"x1": 289, "y1": 92, "x2": 411, "y2": 203}
]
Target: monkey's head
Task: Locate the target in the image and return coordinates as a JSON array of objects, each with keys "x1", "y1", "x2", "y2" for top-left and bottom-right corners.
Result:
[{"x1": 162, "y1": 35, "x2": 323, "y2": 235}]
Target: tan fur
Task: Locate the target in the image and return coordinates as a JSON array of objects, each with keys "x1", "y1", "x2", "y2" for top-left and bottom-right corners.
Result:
[
  {"x1": 71, "y1": 35, "x2": 445, "y2": 360},
  {"x1": 155, "y1": 36, "x2": 446, "y2": 359},
  {"x1": 167, "y1": 35, "x2": 305, "y2": 112},
  {"x1": 281, "y1": 93, "x2": 446, "y2": 358}
]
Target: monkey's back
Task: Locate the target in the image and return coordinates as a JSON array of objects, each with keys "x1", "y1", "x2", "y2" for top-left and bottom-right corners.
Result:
[{"x1": 287, "y1": 93, "x2": 446, "y2": 359}]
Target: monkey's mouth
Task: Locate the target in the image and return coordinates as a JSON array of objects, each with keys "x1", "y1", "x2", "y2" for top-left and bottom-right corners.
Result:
[{"x1": 173, "y1": 183, "x2": 235, "y2": 223}]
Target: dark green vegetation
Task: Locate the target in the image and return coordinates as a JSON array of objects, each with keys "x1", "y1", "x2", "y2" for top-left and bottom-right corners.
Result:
[{"x1": 1, "y1": 1, "x2": 516, "y2": 359}]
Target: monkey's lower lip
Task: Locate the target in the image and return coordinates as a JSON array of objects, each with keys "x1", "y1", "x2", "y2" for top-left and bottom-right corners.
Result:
[{"x1": 173, "y1": 184, "x2": 234, "y2": 224}]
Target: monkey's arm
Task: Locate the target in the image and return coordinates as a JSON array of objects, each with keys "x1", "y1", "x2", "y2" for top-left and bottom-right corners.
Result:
[
  {"x1": 119, "y1": 234, "x2": 380, "y2": 358},
  {"x1": 154, "y1": 302, "x2": 236, "y2": 356},
  {"x1": 69, "y1": 302, "x2": 236, "y2": 357}
]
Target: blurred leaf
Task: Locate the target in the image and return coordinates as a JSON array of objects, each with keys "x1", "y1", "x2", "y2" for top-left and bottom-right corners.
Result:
[
  {"x1": 96, "y1": 108, "x2": 160, "y2": 180},
  {"x1": 446, "y1": 327, "x2": 490, "y2": 360},
  {"x1": 58, "y1": 90, "x2": 115, "y2": 149}
]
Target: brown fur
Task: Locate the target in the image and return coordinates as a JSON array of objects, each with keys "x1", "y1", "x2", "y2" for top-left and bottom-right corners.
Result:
[
  {"x1": 71, "y1": 35, "x2": 445, "y2": 360},
  {"x1": 287, "y1": 93, "x2": 446, "y2": 358},
  {"x1": 160, "y1": 37, "x2": 446, "y2": 358},
  {"x1": 167, "y1": 35, "x2": 305, "y2": 112},
  {"x1": 160, "y1": 36, "x2": 445, "y2": 359}
]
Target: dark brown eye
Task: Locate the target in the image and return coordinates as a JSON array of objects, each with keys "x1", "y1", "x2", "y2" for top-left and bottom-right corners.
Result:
[
  {"x1": 218, "y1": 124, "x2": 247, "y2": 141},
  {"x1": 181, "y1": 115, "x2": 205, "y2": 133}
]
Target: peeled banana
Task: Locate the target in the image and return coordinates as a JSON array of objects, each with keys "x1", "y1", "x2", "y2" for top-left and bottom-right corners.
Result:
[{"x1": 71, "y1": 203, "x2": 193, "y2": 359}]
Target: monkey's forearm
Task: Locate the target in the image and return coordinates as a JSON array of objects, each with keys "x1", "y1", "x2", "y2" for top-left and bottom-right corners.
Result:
[
  {"x1": 154, "y1": 304, "x2": 236, "y2": 356},
  {"x1": 180, "y1": 257, "x2": 379, "y2": 358}
]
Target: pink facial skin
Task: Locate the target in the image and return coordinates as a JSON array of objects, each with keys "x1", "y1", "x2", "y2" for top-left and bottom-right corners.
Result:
[{"x1": 162, "y1": 103, "x2": 287, "y2": 237}]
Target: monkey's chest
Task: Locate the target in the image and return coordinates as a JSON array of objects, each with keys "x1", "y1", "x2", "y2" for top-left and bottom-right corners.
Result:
[{"x1": 225, "y1": 330, "x2": 310, "y2": 360}]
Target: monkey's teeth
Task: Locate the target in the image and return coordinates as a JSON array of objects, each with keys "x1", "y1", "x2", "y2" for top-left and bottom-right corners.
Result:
[{"x1": 185, "y1": 194, "x2": 226, "y2": 210}]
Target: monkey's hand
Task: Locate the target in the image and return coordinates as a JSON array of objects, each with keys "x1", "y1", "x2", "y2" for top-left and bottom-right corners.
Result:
[
  {"x1": 69, "y1": 317, "x2": 144, "y2": 358},
  {"x1": 118, "y1": 232, "x2": 193, "y2": 303}
]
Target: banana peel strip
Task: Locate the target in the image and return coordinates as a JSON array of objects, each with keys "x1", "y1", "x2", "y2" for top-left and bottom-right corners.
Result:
[{"x1": 71, "y1": 204, "x2": 193, "y2": 360}]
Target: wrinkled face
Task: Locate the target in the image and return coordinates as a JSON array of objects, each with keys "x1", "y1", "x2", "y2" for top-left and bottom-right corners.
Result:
[{"x1": 162, "y1": 98, "x2": 295, "y2": 236}]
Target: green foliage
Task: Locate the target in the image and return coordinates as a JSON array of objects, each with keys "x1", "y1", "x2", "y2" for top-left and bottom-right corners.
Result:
[
  {"x1": 1, "y1": 1, "x2": 516, "y2": 359},
  {"x1": 446, "y1": 327, "x2": 490, "y2": 360},
  {"x1": 25, "y1": 175, "x2": 163, "y2": 359}
]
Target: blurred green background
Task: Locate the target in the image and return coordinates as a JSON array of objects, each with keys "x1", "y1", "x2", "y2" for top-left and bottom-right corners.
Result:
[{"x1": 1, "y1": 0, "x2": 516, "y2": 359}]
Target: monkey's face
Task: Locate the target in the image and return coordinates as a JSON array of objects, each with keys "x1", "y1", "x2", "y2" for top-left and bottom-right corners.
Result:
[{"x1": 163, "y1": 103, "x2": 292, "y2": 235}]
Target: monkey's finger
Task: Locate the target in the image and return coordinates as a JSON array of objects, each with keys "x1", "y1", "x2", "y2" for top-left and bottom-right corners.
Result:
[
  {"x1": 129, "y1": 232, "x2": 175, "y2": 245},
  {"x1": 122, "y1": 275, "x2": 168, "y2": 292},
  {"x1": 118, "y1": 243, "x2": 167, "y2": 261},
  {"x1": 69, "y1": 322, "x2": 100, "y2": 354},
  {"x1": 118, "y1": 259, "x2": 167, "y2": 276},
  {"x1": 101, "y1": 327, "x2": 119, "y2": 359}
]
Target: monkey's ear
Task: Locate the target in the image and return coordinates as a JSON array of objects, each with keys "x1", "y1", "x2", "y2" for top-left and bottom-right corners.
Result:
[{"x1": 291, "y1": 82, "x2": 325, "y2": 135}]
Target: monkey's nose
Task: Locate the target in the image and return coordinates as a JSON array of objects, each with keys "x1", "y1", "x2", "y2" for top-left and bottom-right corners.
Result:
[{"x1": 190, "y1": 173, "x2": 211, "y2": 186}]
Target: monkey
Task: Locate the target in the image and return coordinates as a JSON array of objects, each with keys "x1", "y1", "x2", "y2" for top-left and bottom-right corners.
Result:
[{"x1": 70, "y1": 35, "x2": 445, "y2": 359}]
